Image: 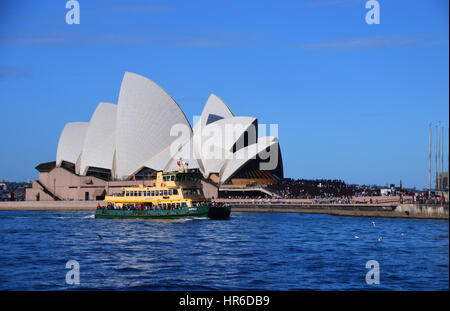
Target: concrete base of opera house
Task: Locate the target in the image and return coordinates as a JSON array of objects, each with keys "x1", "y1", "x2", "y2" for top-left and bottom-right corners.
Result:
[{"x1": 24, "y1": 165, "x2": 219, "y2": 202}]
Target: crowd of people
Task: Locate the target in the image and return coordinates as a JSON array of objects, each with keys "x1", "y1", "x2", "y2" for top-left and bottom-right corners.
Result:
[
  {"x1": 220, "y1": 178, "x2": 424, "y2": 201},
  {"x1": 217, "y1": 178, "x2": 450, "y2": 205},
  {"x1": 267, "y1": 178, "x2": 367, "y2": 199}
]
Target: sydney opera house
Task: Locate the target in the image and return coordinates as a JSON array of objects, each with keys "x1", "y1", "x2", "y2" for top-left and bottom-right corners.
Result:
[{"x1": 26, "y1": 72, "x2": 283, "y2": 201}]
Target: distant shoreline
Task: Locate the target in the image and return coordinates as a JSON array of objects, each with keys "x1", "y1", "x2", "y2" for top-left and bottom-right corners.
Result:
[{"x1": 0, "y1": 201, "x2": 447, "y2": 220}]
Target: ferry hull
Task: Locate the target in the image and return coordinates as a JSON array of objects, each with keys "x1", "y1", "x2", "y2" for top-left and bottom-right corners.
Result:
[
  {"x1": 95, "y1": 205, "x2": 210, "y2": 219},
  {"x1": 208, "y1": 204, "x2": 232, "y2": 219}
]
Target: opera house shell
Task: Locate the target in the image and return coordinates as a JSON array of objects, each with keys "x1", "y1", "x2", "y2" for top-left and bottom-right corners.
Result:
[{"x1": 26, "y1": 72, "x2": 283, "y2": 201}]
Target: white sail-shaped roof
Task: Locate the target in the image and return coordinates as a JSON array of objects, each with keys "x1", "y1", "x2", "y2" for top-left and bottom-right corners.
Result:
[
  {"x1": 114, "y1": 72, "x2": 191, "y2": 179},
  {"x1": 78, "y1": 102, "x2": 117, "y2": 175},
  {"x1": 192, "y1": 94, "x2": 236, "y2": 177},
  {"x1": 193, "y1": 116, "x2": 257, "y2": 177},
  {"x1": 199, "y1": 94, "x2": 234, "y2": 129},
  {"x1": 52, "y1": 73, "x2": 282, "y2": 184},
  {"x1": 56, "y1": 122, "x2": 89, "y2": 167},
  {"x1": 218, "y1": 136, "x2": 279, "y2": 183}
]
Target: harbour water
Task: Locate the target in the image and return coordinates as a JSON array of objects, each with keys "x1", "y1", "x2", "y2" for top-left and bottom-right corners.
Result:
[{"x1": 0, "y1": 211, "x2": 448, "y2": 290}]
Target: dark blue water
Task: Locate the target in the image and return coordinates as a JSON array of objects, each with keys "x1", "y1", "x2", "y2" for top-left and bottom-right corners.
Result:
[{"x1": 0, "y1": 211, "x2": 447, "y2": 290}]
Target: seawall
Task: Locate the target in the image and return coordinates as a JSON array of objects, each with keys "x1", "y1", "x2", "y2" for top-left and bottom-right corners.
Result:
[
  {"x1": 0, "y1": 201, "x2": 101, "y2": 211},
  {"x1": 0, "y1": 201, "x2": 448, "y2": 219},
  {"x1": 231, "y1": 203, "x2": 449, "y2": 220}
]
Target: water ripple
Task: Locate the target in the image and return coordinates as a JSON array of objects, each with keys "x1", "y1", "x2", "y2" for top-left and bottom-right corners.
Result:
[{"x1": 0, "y1": 210, "x2": 447, "y2": 290}]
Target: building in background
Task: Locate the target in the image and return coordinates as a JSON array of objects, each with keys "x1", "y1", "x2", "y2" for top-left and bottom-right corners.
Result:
[{"x1": 26, "y1": 72, "x2": 283, "y2": 201}]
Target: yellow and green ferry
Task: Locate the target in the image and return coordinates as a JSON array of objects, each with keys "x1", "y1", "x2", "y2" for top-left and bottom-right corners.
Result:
[{"x1": 95, "y1": 169, "x2": 231, "y2": 220}]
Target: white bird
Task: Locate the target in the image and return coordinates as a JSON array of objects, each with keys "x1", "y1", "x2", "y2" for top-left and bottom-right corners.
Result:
[
  {"x1": 354, "y1": 235, "x2": 360, "y2": 239},
  {"x1": 372, "y1": 221, "x2": 376, "y2": 227},
  {"x1": 401, "y1": 232, "x2": 406, "y2": 236},
  {"x1": 378, "y1": 236, "x2": 383, "y2": 242}
]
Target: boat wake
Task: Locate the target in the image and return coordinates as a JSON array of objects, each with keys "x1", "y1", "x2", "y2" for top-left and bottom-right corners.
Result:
[{"x1": 53, "y1": 214, "x2": 95, "y2": 219}]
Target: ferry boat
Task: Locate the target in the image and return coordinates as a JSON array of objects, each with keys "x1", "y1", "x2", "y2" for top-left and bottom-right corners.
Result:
[{"x1": 95, "y1": 169, "x2": 231, "y2": 220}]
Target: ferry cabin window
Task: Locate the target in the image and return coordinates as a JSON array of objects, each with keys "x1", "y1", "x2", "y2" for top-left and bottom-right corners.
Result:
[
  {"x1": 171, "y1": 176, "x2": 175, "y2": 181},
  {"x1": 176, "y1": 203, "x2": 180, "y2": 208},
  {"x1": 126, "y1": 191, "x2": 129, "y2": 196},
  {"x1": 134, "y1": 191, "x2": 138, "y2": 196},
  {"x1": 138, "y1": 191, "x2": 142, "y2": 196},
  {"x1": 159, "y1": 190, "x2": 163, "y2": 196},
  {"x1": 164, "y1": 190, "x2": 168, "y2": 196},
  {"x1": 169, "y1": 189, "x2": 172, "y2": 195},
  {"x1": 151, "y1": 191, "x2": 155, "y2": 196},
  {"x1": 173, "y1": 189, "x2": 178, "y2": 195}
]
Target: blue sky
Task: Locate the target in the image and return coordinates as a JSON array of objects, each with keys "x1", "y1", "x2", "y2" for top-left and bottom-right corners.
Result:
[{"x1": 0, "y1": 0, "x2": 448, "y2": 189}]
